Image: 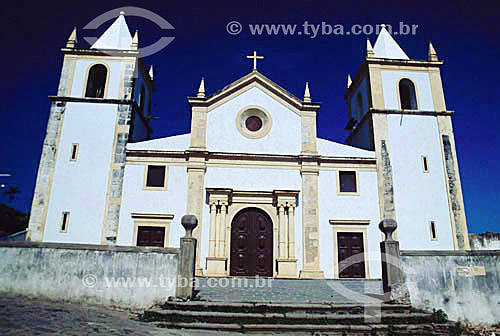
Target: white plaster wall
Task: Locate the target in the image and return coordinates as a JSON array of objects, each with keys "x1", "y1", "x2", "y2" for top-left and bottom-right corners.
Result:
[
  {"x1": 387, "y1": 114, "x2": 454, "y2": 250},
  {"x1": 206, "y1": 86, "x2": 301, "y2": 154},
  {"x1": 202, "y1": 167, "x2": 302, "y2": 272},
  {"x1": 70, "y1": 59, "x2": 123, "y2": 99},
  {"x1": 318, "y1": 170, "x2": 382, "y2": 279},
  {"x1": 350, "y1": 78, "x2": 369, "y2": 121},
  {"x1": 43, "y1": 102, "x2": 117, "y2": 244},
  {"x1": 117, "y1": 165, "x2": 188, "y2": 247},
  {"x1": 380, "y1": 70, "x2": 434, "y2": 110}
]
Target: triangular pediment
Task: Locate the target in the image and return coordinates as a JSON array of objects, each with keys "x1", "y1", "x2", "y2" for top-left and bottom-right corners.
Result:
[{"x1": 189, "y1": 70, "x2": 319, "y2": 115}]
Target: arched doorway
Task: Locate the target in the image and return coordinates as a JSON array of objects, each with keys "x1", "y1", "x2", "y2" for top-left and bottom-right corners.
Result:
[{"x1": 230, "y1": 208, "x2": 273, "y2": 277}]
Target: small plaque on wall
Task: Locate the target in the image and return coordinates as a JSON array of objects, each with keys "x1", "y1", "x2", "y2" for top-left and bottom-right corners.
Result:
[{"x1": 457, "y1": 265, "x2": 486, "y2": 277}]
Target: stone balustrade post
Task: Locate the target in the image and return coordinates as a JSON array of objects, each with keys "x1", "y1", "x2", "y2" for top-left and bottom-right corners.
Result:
[
  {"x1": 379, "y1": 218, "x2": 409, "y2": 303},
  {"x1": 176, "y1": 215, "x2": 198, "y2": 299}
]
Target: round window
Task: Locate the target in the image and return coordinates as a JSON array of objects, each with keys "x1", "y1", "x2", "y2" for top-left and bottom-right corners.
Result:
[
  {"x1": 236, "y1": 106, "x2": 272, "y2": 139},
  {"x1": 245, "y1": 116, "x2": 263, "y2": 132}
]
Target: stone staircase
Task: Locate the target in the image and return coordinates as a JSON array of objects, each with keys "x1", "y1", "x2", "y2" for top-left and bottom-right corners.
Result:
[{"x1": 141, "y1": 277, "x2": 453, "y2": 335}]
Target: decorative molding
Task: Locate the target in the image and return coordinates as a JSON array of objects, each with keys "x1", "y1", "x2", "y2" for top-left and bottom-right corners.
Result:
[
  {"x1": 329, "y1": 220, "x2": 370, "y2": 225},
  {"x1": 131, "y1": 213, "x2": 174, "y2": 220}
]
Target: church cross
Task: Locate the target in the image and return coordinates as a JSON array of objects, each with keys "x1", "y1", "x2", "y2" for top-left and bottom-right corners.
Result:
[{"x1": 246, "y1": 51, "x2": 264, "y2": 71}]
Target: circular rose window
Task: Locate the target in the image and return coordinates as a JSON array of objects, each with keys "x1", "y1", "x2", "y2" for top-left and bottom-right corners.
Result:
[
  {"x1": 245, "y1": 116, "x2": 263, "y2": 132},
  {"x1": 236, "y1": 106, "x2": 272, "y2": 139}
]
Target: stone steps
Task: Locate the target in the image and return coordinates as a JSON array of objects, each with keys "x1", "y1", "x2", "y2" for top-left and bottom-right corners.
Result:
[
  {"x1": 142, "y1": 301, "x2": 452, "y2": 335},
  {"x1": 151, "y1": 321, "x2": 451, "y2": 335}
]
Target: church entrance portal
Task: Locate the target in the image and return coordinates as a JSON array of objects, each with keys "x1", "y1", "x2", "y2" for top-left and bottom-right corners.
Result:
[{"x1": 230, "y1": 208, "x2": 273, "y2": 277}]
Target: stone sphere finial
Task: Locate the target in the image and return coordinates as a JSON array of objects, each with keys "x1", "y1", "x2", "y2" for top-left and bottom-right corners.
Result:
[
  {"x1": 379, "y1": 219, "x2": 397, "y2": 242},
  {"x1": 181, "y1": 215, "x2": 198, "y2": 238}
]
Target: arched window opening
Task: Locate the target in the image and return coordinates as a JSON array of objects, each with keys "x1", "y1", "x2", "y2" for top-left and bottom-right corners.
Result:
[
  {"x1": 399, "y1": 79, "x2": 417, "y2": 110},
  {"x1": 85, "y1": 64, "x2": 107, "y2": 98}
]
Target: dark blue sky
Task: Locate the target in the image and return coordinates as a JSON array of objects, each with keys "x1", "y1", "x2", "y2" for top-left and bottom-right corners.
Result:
[{"x1": 1, "y1": 0, "x2": 499, "y2": 233}]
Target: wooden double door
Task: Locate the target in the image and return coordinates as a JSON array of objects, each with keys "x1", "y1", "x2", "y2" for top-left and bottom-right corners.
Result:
[
  {"x1": 337, "y1": 232, "x2": 366, "y2": 278},
  {"x1": 230, "y1": 208, "x2": 273, "y2": 277}
]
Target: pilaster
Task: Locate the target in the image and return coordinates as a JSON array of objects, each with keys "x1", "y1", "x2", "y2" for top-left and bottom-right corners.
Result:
[
  {"x1": 429, "y1": 69, "x2": 470, "y2": 250},
  {"x1": 300, "y1": 110, "x2": 318, "y2": 155},
  {"x1": 436, "y1": 116, "x2": 470, "y2": 250},
  {"x1": 299, "y1": 161, "x2": 324, "y2": 278},
  {"x1": 101, "y1": 61, "x2": 136, "y2": 244},
  {"x1": 185, "y1": 155, "x2": 206, "y2": 275},
  {"x1": 189, "y1": 106, "x2": 208, "y2": 150},
  {"x1": 27, "y1": 56, "x2": 76, "y2": 242}
]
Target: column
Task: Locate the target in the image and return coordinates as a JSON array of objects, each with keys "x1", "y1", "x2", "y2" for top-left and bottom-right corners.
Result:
[
  {"x1": 208, "y1": 203, "x2": 217, "y2": 257},
  {"x1": 217, "y1": 202, "x2": 227, "y2": 257},
  {"x1": 288, "y1": 205, "x2": 295, "y2": 258},
  {"x1": 278, "y1": 204, "x2": 287, "y2": 259}
]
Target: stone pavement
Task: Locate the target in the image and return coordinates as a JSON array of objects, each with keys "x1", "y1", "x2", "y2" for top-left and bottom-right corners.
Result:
[
  {"x1": 196, "y1": 277, "x2": 384, "y2": 303},
  {"x1": 0, "y1": 293, "x2": 242, "y2": 335}
]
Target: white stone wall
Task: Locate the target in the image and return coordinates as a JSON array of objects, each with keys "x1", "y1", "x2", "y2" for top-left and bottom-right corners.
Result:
[
  {"x1": 318, "y1": 170, "x2": 382, "y2": 278},
  {"x1": 43, "y1": 102, "x2": 118, "y2": 244},
  {"x1": 206, "y1": 86, "x2": 301, "y2": 155},
  {"x1": 380, "y1": 70, "x2": 434, "y2": 110},
  {"x1": 387, "y1": 113, "x2": 454, "y2": 250},
  {"x1": 0, "y1": 243, "x2": 179, "y2": 309},
  {"x1": 117, "y1": 165, "x2": 188, "y2": 247},
  {"x1": 70, "y1": 60, "x2": 123, "y2": 99}
]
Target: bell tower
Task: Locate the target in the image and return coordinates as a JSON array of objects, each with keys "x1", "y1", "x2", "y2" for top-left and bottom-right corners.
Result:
[
  {"x1": 345, "y1": 25, "x2": 469, "y2": 250},
  {"x1": 27, "y1": 12, "x2": 154, "y2": 245}
]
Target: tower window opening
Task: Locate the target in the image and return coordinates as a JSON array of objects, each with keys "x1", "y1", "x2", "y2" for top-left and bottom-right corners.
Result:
[
  {"x1": 430, "y1": 221, "x2": 437, "y2": 240},
  {"x1": 85, "y1": 64, "x2": 107, "y2": 98},
  {"x1": 422, "y1": 156, "x2": 429, "y2": 172},
  {"x1": 70, "y1": 143, "x2": 79, "y2": 161},
  {"x1": 61, "y1": 212, "x2": 70, "y2": 232},
  {"x1": 399, "y1": 79, "x2": 417, "y2": 109}
]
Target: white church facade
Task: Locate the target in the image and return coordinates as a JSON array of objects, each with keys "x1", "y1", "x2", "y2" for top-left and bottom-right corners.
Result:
[{"x1": 27, "y1": 13, "x2": 470, "y2": 279}]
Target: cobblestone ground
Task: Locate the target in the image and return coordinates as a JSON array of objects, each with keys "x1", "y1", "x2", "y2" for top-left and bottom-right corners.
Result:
[
  {"x1": 196, "y1": 277, "x2": 384, "y2": 303},
  {"x1": 0, "y1": 293, "x2": 242, "y2": 335}
]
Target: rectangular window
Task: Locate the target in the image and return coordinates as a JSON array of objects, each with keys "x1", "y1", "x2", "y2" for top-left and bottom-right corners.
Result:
[
  {"x1": 422, "y1": 156, "x2": 429, "y2": 173},
  {"x1": 430, "y1": 221, "x2": 438, "y2": 240},
  {"x1": 61, "y1": 212, "x2": 70, "y2": 232},
  {"x1": 339, "y1": 171, "x2": 357, "y2": 193},
  {"x1": 145, "y1": 165, "x2": 166, "y2": 188},
  {"x1": 137, "y1": 226, "x2": 166, "y2": 247},
  {"x1": 70, "y1": 143, "x2": 79, "y2": 161}
]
